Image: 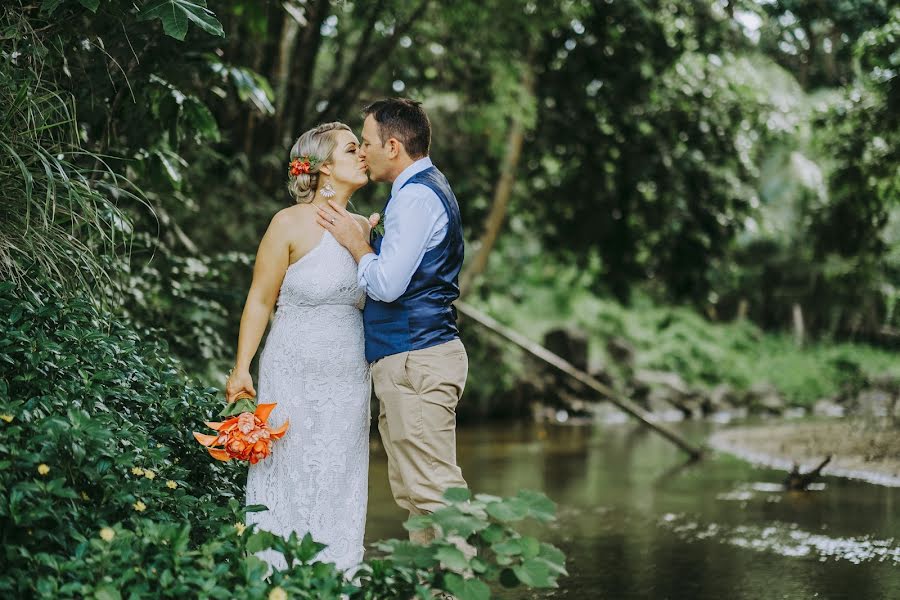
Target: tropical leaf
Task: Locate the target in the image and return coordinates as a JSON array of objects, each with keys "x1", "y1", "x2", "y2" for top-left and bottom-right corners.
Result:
[
  {"x1": 434, "y1": 545, "x2": 469, "y2": 573},
  {"x1": 512, "y1": 557, "x2": 555, "y2": 588},
  {"x1": 484, "y1": 497, "x2": 528, "y2": 522},
  {"x1": 403, "y1": 514, "x2": 434, "y2": 532},
  {"x1": 208, "y1": 58, "x2": 276, "y2": 115},
  {"x1": 245, "y1": 530, "x2": 278, "y2": 553},
  {"x1": 138, "y1": 0, "x2": 224, "y2": 41},
  {"x1": 444, "y1": 487, "x2": 472, "y2": 503},
  {"x1": 443, "y1": 574, "x2": 490, "y2": 600},
  {"x1": 297, "y1": 531, "x2": 327, "y2": 563},
  {"x1": 219, "y1": 397, "x2": 256, "y2": 417},
  {"x1": 430, "y1": 506, "x2": 490, "y2": 537}
]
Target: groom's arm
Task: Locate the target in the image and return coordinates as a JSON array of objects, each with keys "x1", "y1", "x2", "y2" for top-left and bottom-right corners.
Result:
[{"x1": 357, "y1": 185, "x2": 447, "y2": 302}]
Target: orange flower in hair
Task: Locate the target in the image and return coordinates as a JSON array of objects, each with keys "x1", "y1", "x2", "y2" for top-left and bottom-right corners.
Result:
[{"x1": 288, "y1": 154, "x2": 321, "y2": 177}]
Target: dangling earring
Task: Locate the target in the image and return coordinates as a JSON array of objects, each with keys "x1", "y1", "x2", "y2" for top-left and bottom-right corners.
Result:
[{"x1": 320, "y1": 181, "x2": 336, "y2": 198}]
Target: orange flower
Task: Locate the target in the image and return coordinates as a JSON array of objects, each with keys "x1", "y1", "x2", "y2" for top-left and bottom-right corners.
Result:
[
  {"x1": 289, "y1": 158, "x2": 311, "y2": 177},
  {"x1": 193, "y1": 402, "x2": 288, "y2": 464}
]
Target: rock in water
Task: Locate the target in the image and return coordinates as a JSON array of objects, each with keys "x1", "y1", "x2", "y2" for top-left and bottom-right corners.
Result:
[{"x1": 784, "y1": 455, "x2": 832, "y2": 491}]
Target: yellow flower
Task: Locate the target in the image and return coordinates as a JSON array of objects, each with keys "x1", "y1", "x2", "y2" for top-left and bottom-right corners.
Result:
[
  {"x1": 268, "y1": 587, "x2": 287, "y2": 600},
  {"x1": 166, "y1": 480, "x2": 177, "y2": 489},
  {"x1": 234, "y1": 522, "x2": 246, "y2": 535},
  {"x1": 131, "y1": 467, "x2": 144, "y2": 476},
  {"x1": 37, "y1": 464, "x2": 50, "y2": 475},
  {"x1": 133, "y1": 500, "x2": 147, "y2": 512},
  {"x1": 143, "y1": 470, "x2": 156, "y2": 480},
  {"x1": 100, "y1": 527, "x2": 115, "y2": 542},
  {"x1": 1, "y1": 414, "x2": 13, "y2": 423}
]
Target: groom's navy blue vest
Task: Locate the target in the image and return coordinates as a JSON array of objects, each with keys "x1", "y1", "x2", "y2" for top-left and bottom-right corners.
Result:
[{"x1": 363, "y1": 166, "x2": 463, "y2": 363}]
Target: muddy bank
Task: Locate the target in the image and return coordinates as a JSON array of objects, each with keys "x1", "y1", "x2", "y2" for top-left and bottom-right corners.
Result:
[{"x1": 709, "y1": 420, "x2": 900, "y2": 487}]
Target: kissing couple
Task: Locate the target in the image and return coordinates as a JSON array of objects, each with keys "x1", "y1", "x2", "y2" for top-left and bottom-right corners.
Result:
[{"x1": 224, "y1": 98, "x2": 469, "y2": 572}]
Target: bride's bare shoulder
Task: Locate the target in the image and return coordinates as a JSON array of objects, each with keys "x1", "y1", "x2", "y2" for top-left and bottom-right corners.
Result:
[{"x1": 268, "y1": 205, "x2": 309, "y2": 233}]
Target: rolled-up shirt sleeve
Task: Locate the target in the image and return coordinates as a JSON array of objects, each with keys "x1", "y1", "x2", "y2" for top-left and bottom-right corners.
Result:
[{"x1": 357, "y1": 184, "x2": 446, "y2": 303}]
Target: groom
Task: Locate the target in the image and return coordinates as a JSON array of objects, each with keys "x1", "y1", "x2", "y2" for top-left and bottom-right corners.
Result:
[{"x1": 318, "y1": 98, "x2": 468, "y2": 544}]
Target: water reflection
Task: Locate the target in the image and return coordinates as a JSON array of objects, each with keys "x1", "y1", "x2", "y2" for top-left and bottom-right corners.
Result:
[
  {"x1": 660, "y1": 513, "x2": 900, "y2": 564},
  {"x1": 364, "y1": 421, "x2": 900, "y2": 599}
]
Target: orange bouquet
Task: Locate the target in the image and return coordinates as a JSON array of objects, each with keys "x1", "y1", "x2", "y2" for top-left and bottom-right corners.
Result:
[{"x1": 193, "y1": 395, "x2": 289, "y2": 464}]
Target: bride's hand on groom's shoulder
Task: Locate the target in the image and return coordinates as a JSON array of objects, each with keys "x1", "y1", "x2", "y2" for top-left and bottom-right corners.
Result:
[{"x1": 225, "y1": 368, "x2": 256, "y2": 404}]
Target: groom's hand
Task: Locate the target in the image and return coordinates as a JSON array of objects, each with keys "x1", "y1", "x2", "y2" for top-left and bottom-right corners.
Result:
[{"x1": 317, "y1": 201, "x2": 374, "y2": 263}]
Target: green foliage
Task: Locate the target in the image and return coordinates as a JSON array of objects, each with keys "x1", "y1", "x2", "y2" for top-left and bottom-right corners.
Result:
[
  {"x1": 715, "y1": 6, "x2": 900, "y2": 338},
  {"x1": 0, "y1": 280, "x2": 247, "y2": 595},
  {"x1": 0, "y1": 282, "x2": 565, "y2": 597},
  {"x1": 754, "y1": 0, "x2": 891, "y2": 88},
  {"x1": 1, "y1": 0, "x2": 274, "y2": 371},
  {"x1": 112, "y1": 237, "x2": 248, "y2": 379},
  {"x1": 477, "y1": 238, "x2": 900, "y2": 407},
  {"x1": 513, "y1": 2, "x2": 784, "y2": 303},
  {"x1": 138, "y1": 0, "x2": 225, "y2": 41},
  {"x1": 31, "y1": 520, "x2": 343, "y2": 598},
  {"x1": 0, "y1": 8, "x2": 135, "y2": 292},
  {"x1": 365, "y1": 488, "x2": 566, "y2": 599},
  {"x1": 7, "y1": 0, "x2": 896, "y2": 372}
]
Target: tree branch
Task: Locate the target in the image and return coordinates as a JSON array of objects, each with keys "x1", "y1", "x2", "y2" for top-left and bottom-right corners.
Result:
[{"x1": 319, "y1": 0, "x2": 430, "y2": 122}]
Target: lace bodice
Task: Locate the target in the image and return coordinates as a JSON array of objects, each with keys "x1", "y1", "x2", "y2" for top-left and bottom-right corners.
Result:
[{"x1": 276, "y1": 232, "x2": 365, "y2": 310}]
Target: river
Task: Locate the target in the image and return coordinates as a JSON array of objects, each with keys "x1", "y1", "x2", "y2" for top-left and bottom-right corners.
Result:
[{"x1": 364, "y1": 421, "x2": 899, "y2": 599}]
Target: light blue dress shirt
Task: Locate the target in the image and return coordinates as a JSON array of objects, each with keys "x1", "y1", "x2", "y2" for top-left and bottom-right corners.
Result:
[{"x1": 357, "y1": 157, "x2": 449, "y2": 302}]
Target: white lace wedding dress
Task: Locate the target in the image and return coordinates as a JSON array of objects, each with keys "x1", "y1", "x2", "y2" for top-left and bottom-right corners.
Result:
[{"x1": 246, "y1": 231, "x2": 370, "y2": 573}]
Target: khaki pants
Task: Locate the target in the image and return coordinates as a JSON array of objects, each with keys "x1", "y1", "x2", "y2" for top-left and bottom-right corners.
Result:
[{"x1": 372, "y1": 338, "x2": 468, "y2": 543}]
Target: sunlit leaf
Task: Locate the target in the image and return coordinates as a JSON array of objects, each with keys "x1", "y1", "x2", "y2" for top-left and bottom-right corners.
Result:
[{"x1": 138, "y1": 0, "x2": 224, "y2": 41}]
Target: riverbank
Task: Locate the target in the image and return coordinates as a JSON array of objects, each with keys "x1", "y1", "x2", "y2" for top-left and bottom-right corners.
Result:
[{"x1": 709, "y1": 420, "x2": 900, "y2": 487}]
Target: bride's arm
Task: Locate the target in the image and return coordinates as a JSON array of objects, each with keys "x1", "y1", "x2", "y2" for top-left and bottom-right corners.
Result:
[{"x1": 225, "y1": 213, "x2": 291, "y2": 403}]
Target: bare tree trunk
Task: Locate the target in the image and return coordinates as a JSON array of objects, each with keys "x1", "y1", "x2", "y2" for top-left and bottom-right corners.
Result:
[
  {"x1": 459, "y1": 65, "x2": 535, "y2": 299},
  {"x1": 282, "y1": 0, "x2": 330, "y2": 142},
  {"x1": 793, "y1": 302, "x2": 805, "y2": 346},
  {"x1": 241, "y1": 0, "x2": 287, "y2": 159},
  {"x1": 273, "y1": 10, "x2": 304, "y2": 132},
  {"x1": 736, "y1": 298, "x2": 748, "y2": 320},
  {"x1": 822, "y1": 31, "x2": 840, "y2": 84}
]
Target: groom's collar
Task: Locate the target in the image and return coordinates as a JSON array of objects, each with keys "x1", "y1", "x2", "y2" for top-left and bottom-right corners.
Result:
[{"x1": 390, "y1": 156, "x2": 433, "y2": 199}]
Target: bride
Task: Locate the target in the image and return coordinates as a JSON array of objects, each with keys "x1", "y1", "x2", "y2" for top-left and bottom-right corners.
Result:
[{"x1": 225, "y1": 122, "x2": 374, "y2": 572}]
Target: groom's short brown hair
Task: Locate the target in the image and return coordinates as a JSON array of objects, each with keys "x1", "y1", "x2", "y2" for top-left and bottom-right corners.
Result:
[{"x1": 363, "y1": 98, "x2": 431, "y2": 159}]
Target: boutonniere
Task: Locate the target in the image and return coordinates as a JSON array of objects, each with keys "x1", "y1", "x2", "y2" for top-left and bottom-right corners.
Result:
[{"x1": 371, "y1": 215, "x2": 385, "y2": 240}]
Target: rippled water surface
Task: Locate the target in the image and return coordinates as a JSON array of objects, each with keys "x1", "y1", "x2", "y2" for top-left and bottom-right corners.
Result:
[{"x1": 364, "y1": 421, "x2": 899, "y2": 599}]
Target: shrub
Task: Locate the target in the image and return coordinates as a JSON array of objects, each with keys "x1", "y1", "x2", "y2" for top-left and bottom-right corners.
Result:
[{"x1": 0, "y1": 282, "x2": 565, "y2": 598}]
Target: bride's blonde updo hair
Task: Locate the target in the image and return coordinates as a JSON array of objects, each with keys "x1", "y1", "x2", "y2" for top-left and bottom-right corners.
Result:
[{"x1": 287, "y1": 121, "x2": 352, "y2": 203}]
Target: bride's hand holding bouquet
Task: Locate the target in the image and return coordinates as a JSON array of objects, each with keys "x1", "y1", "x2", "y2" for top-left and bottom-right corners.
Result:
[
  {"x1": 225, "y1": 367, "x2": 256, "y2": 405},
  {"x1": 193, "y1": 369, "x2": 289, "y2": 464}
]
